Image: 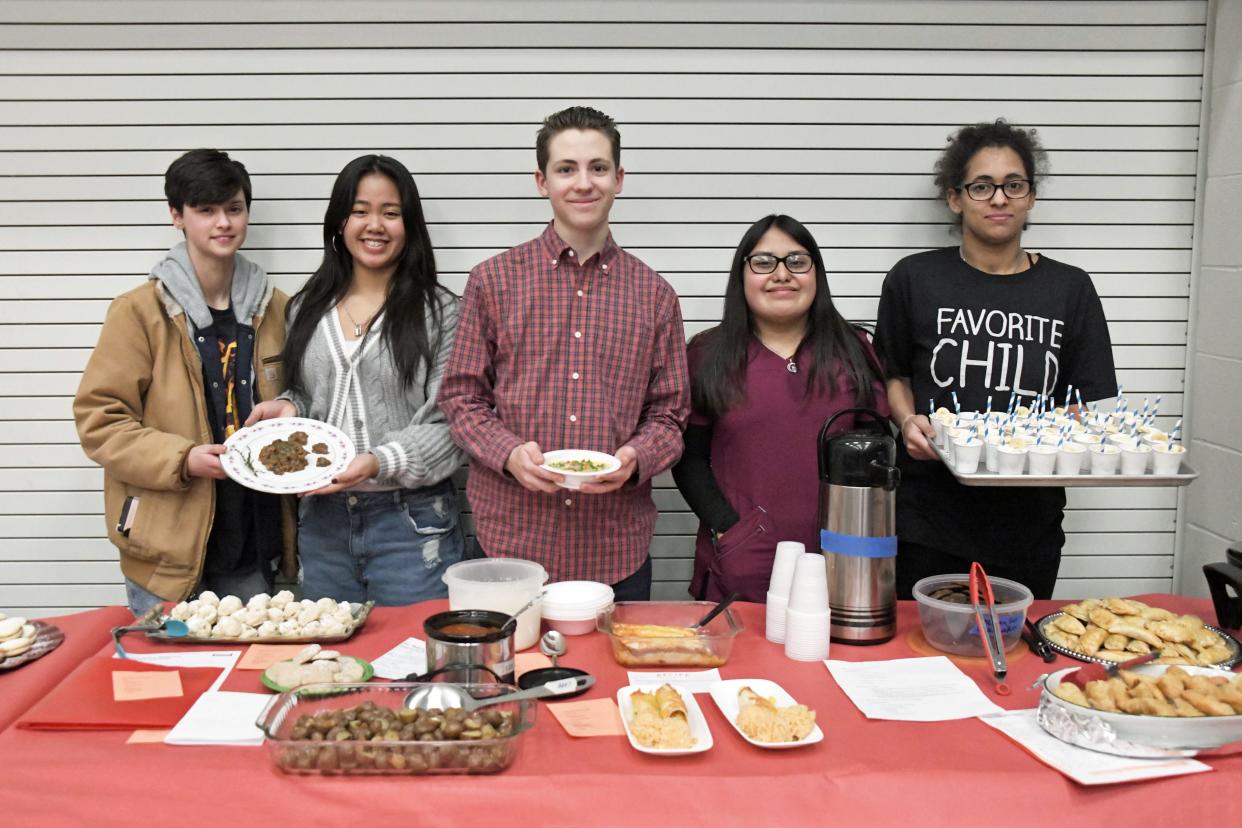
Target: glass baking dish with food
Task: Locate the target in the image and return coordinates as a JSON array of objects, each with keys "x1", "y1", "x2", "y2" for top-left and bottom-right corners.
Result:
[
  {"x1": 254, "y1": 682, "x2": 536, "y2": 775},
  {"x1": 596, "y1": 601, "x2": 743, "y2": 667}
]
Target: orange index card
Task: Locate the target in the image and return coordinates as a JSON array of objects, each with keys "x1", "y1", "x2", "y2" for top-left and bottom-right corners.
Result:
[
  {"x1": 112, "y1": 670, "x2": 183, "y2": 702},
  {"x1": 236, "y1": 644, "x2": 307, "y2": 671},
  {"x1": 514, "y1": 653, "x2": 553, "y2": 679},
  {"x1": 547, "y1": 698, "x2": 625, "y2": 737},
  {"x1": 127, "y1": 729, "x2": 172, "y2": 744}
]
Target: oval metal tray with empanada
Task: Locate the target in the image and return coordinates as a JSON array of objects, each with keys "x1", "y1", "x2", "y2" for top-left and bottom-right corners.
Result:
[
  {"x1": 1034, "y1": 610, "x2": 1241, "y2": 669},
  {"x1": 138, "y1": 600, "x2": 375, "y2": 645}
]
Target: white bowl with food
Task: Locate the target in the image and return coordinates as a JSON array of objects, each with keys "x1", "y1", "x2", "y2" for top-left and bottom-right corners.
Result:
[
  {"x1": 540, "y1": 450, "x2": 622, "y2": 489},
  {"x1": 708, "y1": 678, "x2": 822, "y2": 749},
  {"x1": 1038, "y1": 664, "x2": 1242, "y2": 756},
  {"x1": 617, "y1": 684, "x2": 712, "y2": 756}
]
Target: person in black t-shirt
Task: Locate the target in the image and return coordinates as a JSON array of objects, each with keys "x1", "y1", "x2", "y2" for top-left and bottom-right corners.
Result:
[{"x1": 873, "y1": 120, "x2": 1117, "y2": 599}]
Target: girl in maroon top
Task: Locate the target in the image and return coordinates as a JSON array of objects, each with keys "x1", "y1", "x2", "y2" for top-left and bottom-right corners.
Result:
[{"x1": 673, "y1": 215, "x2": 888, "y2": 602}]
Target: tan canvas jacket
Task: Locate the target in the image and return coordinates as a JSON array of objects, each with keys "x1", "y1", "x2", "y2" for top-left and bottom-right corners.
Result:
[{"x1": 73, "y1": 279, "x2": 296, "y2": 602}]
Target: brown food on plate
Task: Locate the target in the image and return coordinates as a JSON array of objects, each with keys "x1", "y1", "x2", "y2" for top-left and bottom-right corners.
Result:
[
  {"x1": 312, "y1": 442, "x2": 329, "y2": 454},
  {"x1": 289, "y1": 431, "x2": 309, "y2": 445},
  {"x1": 1052, "y1": 666, "x2": 1242, "y2": 718},
  {"x1": 258, "y1": 436, "x2": 309, "y2": 475},
  {"x1": 316, "y1": 457, "x2": 331, "y2": 467},
  {"x1": 1050, "y1": 598, "x2": 1236, "y2": 667},
  {"x1": 628, "y1": 684, "x2": 694, "y2": 749},
  {"x1": 736, "y1": 687, "x2": 816, "y2": 743}
]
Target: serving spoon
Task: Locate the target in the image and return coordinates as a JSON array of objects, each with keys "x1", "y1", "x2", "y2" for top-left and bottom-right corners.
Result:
[
  {"x1": 111, "y1": 618, "x2": 189, "y2": 659},
  {"x1": 540, "y1": 630, "x2": 567, "y2": 668},
  {"x1": 405, "y1": 673, "x2": 594, "y2": 712}
]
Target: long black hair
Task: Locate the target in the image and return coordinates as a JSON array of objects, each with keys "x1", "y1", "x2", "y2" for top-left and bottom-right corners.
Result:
[
  {"x1": 283, "y1": 154, "x2": 445, "y2": 395},
  {"x1": 691, "y1": 214, "x2": 883, "y2": 418}
]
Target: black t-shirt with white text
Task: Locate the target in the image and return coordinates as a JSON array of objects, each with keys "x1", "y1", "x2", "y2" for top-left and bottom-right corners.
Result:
[{"x1": 873, "y1": 247, "x2": 1118, "y2": 564}]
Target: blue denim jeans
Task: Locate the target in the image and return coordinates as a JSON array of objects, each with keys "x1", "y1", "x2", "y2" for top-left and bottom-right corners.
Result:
[
  {"x1": 297, "y1": 481, "x2": 463, "y2": 606},
  {"x1": 124, "y1": 568, "x2": 274, "y2": 617}
]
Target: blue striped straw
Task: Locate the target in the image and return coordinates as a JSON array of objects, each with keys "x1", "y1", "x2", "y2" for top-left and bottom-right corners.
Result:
[
  {"x1": 985, "y1": 395, "x2": 993, "y2": 421},
  {"x1": 929, "y1": 398, "x2": 934, "y2": 417},
  {"x1": 1064, "y1": 384, "x2": 1073, "y2": 410},
  {"x1": 1138, "y1": 397, "x2": 1150, "y2": 422},
  {"x1": 1056, "y1": 430, "x2": 1066, "y2": 449},
  {"x1": 1075, "y1": 387, "x2": 1085, "y2": 420},
  {"x1": 1115, "y1": 385, "x2": 1124, "y2": 413},
  {"x1": 1035, "y1": 431, "x2": 1043, "y2": 447},
  {"x1": 1170, "y1": 419, "x2": 1182, "y2": 442},
  {"x1": 951, "y1": 391, "x2": 960, "y2": 415}
]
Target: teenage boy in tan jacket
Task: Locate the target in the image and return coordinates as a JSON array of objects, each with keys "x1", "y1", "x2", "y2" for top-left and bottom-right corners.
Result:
[{"x1": 74, "y1": 149, "x2": 295, "y2": 615}]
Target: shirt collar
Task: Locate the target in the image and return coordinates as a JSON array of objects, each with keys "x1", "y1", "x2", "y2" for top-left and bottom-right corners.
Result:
[{"x1": 539, "y1": 221, "x2": 619, "y2": 270}]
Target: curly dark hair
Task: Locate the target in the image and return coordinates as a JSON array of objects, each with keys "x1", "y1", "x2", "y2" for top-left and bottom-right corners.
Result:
[{"x1": 934, "y1": 119, "x2": 1049, "y2": 226}]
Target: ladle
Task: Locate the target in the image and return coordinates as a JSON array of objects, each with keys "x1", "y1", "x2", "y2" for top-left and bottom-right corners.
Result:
[
  {"x1": 405, "y1": 673, "x2": 594, "y2": 712},
  {"x1": 695, "y1": 591, "x2": 739, "y2": 630},
  {"x1": 500, "y1": 592, "x2": 543, "y2": 636}
]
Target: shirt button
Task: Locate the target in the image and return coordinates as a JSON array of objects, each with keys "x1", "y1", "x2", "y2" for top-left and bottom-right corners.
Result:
[
  {"x1": 564, "y1": 498, "x2": 573, "y2": 507},
  {"x1": 212, "y1": 382, "x2": 219, "y2": 388},
  {"x1": 577, "y1": 289, "x2": 584, "y2": 297},
  {"x1": 571, "y1": 372, "x2": 579, "y2": 380},
  {"x1": 601, "y1": 264, "x2": 609, "y2": 271},
  {"x1": 240, "y1": 379, "x2": 247, "y2": 385},
  {"x1": 550, "y1": 259, "x2": 557, "y2": 266},
  {"x1": 348, "y1": 496, "x2": 358, "y2": 507},
  {"x1": 568, "y1": 250, "x2": 575, "y2": 257},
  {"x1": 574, "y1": 331, "x2": 582, "y2": 339},
  {"x1": 569, "y1": 414, "x2": 577, "y2": 423},
  {"x1": 197, "y1": 336, "x2": 205, "y2": 343},
  {"x1": 355, "y1": 420, "x2": 364, "y2": 429}
]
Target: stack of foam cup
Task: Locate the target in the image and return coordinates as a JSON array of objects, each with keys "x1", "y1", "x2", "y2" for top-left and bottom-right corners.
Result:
[
  {"x1": 765, "y1": 541, "x2": 804, "y2": 643},
  {"x1": 783, "y1": 552, "x2": 832, "y2": 661}
]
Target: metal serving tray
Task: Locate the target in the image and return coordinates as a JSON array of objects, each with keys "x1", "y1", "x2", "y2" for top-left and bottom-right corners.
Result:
[
  {"x1": 1034, "y1": 611, "x2": 1241, "y2": 669},
  {"x1": 138, "y1": 600, "x2": 375, "y2": 645},
  {"x1": 930, "y1": 443, "x2": 1198, "y2": 488}
]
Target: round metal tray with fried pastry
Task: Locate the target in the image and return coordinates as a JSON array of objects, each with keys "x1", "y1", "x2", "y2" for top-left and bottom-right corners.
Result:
[
  {"x1": 0, "y1": 620, "x2": 65, "y2": 671},
  {"x1": 1035, "y1": 611, "x2": 1241, "y2": 669}
]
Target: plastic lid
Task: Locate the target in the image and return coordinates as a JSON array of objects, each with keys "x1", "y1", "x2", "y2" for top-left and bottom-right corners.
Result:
[
  {"x1": 542, "y1": 580, "x2": 614, "y2": 612},
  {"x1": 442, "y1": 557, "x2": 548, "y2": 588}
]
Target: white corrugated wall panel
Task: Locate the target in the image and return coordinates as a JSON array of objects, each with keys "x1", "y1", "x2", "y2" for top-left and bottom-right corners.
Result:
[{"x1": 0, "y1": 0, "x2": 1204, "y2": 612}]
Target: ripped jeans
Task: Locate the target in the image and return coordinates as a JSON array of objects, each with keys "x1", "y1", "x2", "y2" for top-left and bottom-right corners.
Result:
[{"x1": 297, "y1": 481, "x2": 463, "y2": 606}]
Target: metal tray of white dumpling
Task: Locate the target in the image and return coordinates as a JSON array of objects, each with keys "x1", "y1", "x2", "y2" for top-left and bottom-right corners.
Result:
[{"x1": 140, "y1": 590, "x2": 375, "y2": 644}]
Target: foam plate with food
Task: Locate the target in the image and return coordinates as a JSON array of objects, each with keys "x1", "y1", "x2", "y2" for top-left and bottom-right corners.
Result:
[
  {"x1": 617, "y1": 684, "x2": 712, "y2": 756},
  {"x1": 708, "y1": 679, "x2": 822, "y2": 749},
  {"x1": 1038, "y1": 664, "x2": 1242, "y2": 756},
  {"x1": 540, "y1": 449, "x2": 622, "y2": 489},
  {"x1": 221, "y1": 417, "x2": 355, "y2": 494}
]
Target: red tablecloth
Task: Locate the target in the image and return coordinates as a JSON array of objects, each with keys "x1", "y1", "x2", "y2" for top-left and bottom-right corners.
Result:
[
  {"x1": 0, "y1": 595, "x2": 1236, "y2": 827},
  {"x1": 0, "y1": 605, "x2": 134, "y2": 732}
]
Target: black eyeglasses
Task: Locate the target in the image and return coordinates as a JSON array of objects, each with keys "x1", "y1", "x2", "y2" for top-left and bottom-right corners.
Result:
[
  {"x1": 957, "y1": 179, "x2": 1033, "y2": 201},
  {"x1": 744, "y1": 252, "x2": 814, "y2": 274}
]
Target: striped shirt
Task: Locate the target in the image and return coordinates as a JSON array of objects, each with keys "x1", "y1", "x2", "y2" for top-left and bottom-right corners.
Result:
[{"x1": 439, "y1": 222, "x2": 690, "y2": 583}]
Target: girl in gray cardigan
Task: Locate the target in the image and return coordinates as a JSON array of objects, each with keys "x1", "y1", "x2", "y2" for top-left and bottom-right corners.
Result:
[{"x1": 247, "y1": 155, "x2": 464, "y2": 605}]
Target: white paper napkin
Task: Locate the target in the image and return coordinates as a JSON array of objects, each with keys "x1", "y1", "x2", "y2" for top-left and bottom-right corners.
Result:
[
  {"x1": 164, "y1": 691, "x2": 270, "y2": 746},
  {"x1": 824, "y1": 656, "x2": 1005, "y2": 721}
]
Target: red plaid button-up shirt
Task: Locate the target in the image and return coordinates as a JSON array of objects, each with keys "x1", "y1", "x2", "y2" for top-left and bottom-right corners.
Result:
[{"x1": 439, "y1": 223, "x2": 690, "y2": 584}]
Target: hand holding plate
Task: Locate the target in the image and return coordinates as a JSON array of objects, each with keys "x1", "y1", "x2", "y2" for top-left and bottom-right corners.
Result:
[
  {"x1": 578, "y1": 446, "x2": 637, "y2": 494},
  {"x1": 245, "y1": 399, "x2": 297, "y2": 427},
  {"x1": 186, "y1": 443, "x2": 229, "y2": 480},
  {"x1": 302, "y1": 453, "x2": 380, "y2": 497}
]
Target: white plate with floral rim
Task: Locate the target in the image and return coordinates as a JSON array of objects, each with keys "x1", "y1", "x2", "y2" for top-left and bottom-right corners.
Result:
[{"x1": 221, "y1": 417, "x2": 355, "y2": 494}]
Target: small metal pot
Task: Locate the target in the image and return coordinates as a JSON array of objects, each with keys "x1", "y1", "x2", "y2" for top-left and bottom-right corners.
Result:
[{"x1": 424, "y1": 609, "x2": 515, "y2": 684}]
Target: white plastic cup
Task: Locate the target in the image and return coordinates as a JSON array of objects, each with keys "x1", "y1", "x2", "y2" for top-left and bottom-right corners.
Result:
[
  {"x1": 768, "y1": 541, "x2": 805, "y2": 599},
  {"x1": 952, "y1": 436, "x2": 983, "y2": 474},
  {"x1": 985, "y1": 433, "x2": 1003, "y2": 472},
  {"x1": 1151, "y1": 444, "x2": 1186, "y2": 476},
  {"x1": 996, "y1": 444, "x2": 1028, "y2": 475},
  {"x1": 765, "y1": 591, "x2": 789, "y2": 644},
  {"x1": 1027, "y1": 444, "x2": 1059, "y2": 476},
  {"x1": 1072, "y1": 432, "x2": 1103, "y2": 449},
  {"x1": 1120, "y1": 443, "x2": 1152, "y2": 475},
  {"x1": 1089, "y1": 444, "x2": 1121, "y2": 475},
  {"x1": 783, "y1": 606, "x2": 831, "y2": 661},
  {"x1": 1055, "y1": 442, "x2": 1086, "y2": 475},
  {"x1": 786, "y1": 553, "x2": 829, "y2": 614},
  {"x1": 932, "y1": 414, "x2": 953, "y2": 448}
]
